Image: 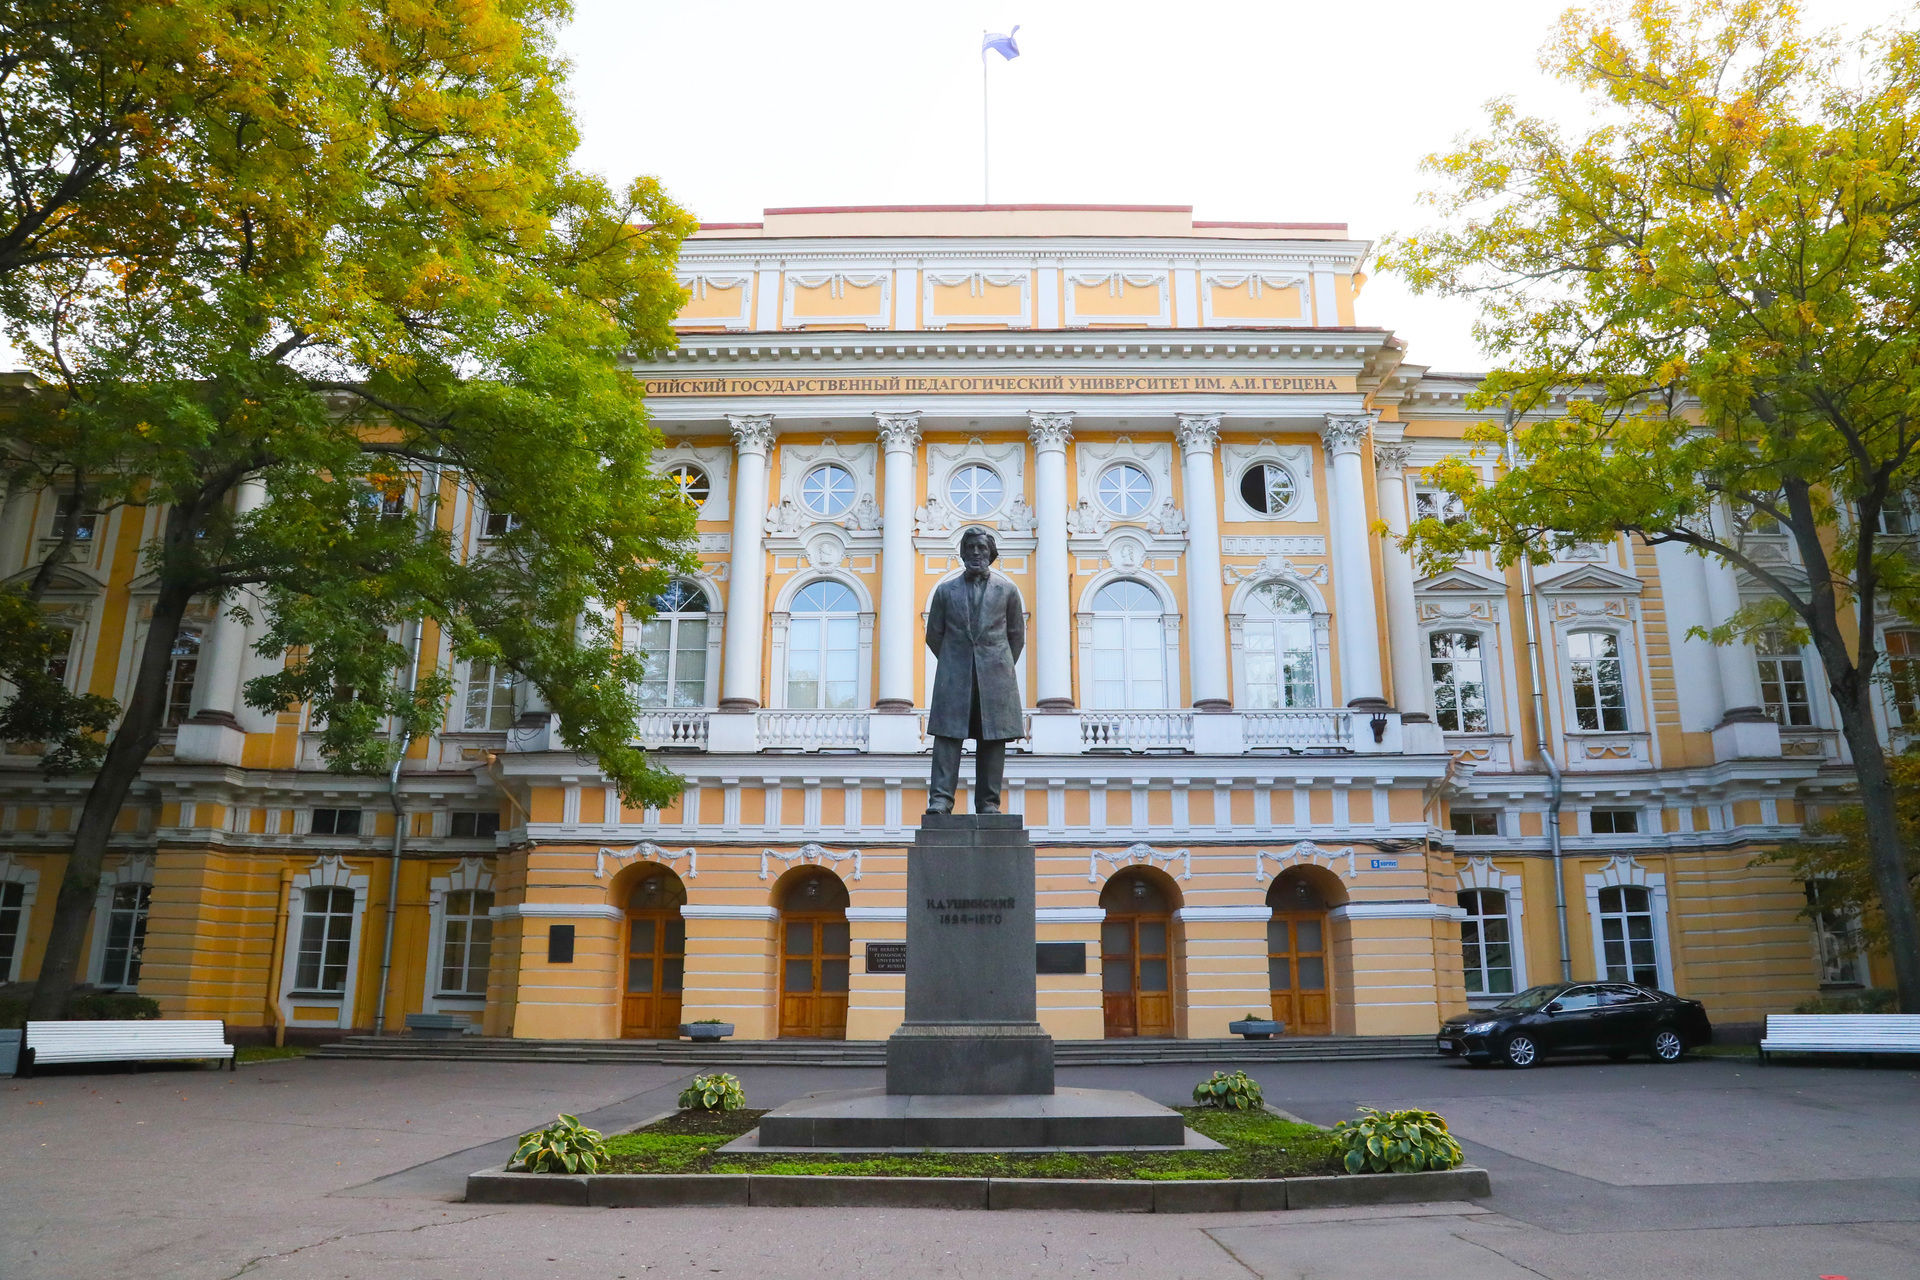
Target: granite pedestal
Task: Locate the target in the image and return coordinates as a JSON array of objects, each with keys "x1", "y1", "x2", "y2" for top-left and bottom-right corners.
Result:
[{"x1": 755, "y1": 814, "x2": 1186, "y2": 1150}]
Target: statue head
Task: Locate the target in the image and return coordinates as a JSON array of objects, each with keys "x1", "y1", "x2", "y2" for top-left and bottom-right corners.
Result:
[{"x1": 958, "y1": 526, "x2": 997, "y2": 573}]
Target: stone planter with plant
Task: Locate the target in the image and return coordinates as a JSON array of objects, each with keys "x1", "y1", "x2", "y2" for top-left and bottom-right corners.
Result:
[
  {"x1": 1227, "y1": 1012, "x2": 1283, "y2": 1039},
  {"x1": 680, "y1": 1020, "x2": 735, "y2": 1042}
]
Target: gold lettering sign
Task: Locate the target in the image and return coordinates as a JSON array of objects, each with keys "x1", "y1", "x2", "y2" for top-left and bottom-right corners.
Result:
[{"x1": 640, "y1": 373, "x2": 1354, "y2": 397}]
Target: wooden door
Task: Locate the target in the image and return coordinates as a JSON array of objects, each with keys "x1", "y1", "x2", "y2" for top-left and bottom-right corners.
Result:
[
  {"x1": 620, "y1": 912, "x2": 686, "y2": 1038},
  {"x1": 1268, "y1": 911, "x2": 1331, "y2": 1035},
  {"x1": 1102, "y1": 914, "x2": 1174, "y2": 1038},
  {"x1": 778, "y1": 914, "x2": 850, "y2": 1039}
]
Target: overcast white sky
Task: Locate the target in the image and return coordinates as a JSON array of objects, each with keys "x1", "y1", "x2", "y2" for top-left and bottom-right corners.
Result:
[{"x1": 559, "y1": 0, "x2": 1912, "y2": 373}]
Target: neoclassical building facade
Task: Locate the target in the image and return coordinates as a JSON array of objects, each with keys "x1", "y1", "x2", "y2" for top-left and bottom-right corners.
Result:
[{"x1": 0, "y1": 205, "x2": 1892, "y2": 1041}]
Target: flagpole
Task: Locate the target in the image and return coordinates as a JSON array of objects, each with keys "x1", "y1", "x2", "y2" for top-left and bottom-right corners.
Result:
[{"x1": 981, "y1": 36, "x2": 990, "y2": 204}]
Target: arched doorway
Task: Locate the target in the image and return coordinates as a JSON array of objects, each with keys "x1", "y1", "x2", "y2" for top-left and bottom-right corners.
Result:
[
  {"x1": 1267, "y1": 868, "x2": 1340, "y2": 1036},
  {"x1": 777, "y1": 869, "x2": 850, "y2": 1039},
  {"x1": 621, "y1": 867, "x2": 687, "y2": 1039},
  {"x1": 1100, "y1": 868, "x2": 1178, "y2": 1038}
]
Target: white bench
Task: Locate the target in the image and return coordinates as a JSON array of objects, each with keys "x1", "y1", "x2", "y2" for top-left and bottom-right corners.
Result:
[
  {"x1": 19, "y1": 1020, "x2": 236, "y2": 1076},
  {"x1": 1758, "y1": 1013, "x2": 1920, "y2": 1063}
]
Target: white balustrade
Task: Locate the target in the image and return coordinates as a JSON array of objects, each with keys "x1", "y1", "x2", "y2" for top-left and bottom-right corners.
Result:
[
  {"x1": 756, "y1": 710, "x2": 871, "y2": 752},
  {"x1": 1242, "y1": 709, "x2": 1354, "y2": 751},
  {"x1": 635, "y1": 710, "x2": 711, "y2": 750},
  {"x1": 1080, "y1": 711, "x2": 1195, "y2": 752}
]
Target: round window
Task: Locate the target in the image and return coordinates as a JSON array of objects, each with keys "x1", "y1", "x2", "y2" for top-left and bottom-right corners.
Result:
[
  {"x1": 800, "y1": 463, "x2": 856, "y2": 518},
  {"x1": 666, "y1": 462, "x2": 710, "y2": 506},
  {"x1": 946, "y1": 464, "x2": 1004, "y2": 517},
  {"x1": 1238, "y1": 462, "x2": 1297, "y2": 516},
  {"x1": 1097, "y1": 463, "x2": 1154, "y2": 519}
]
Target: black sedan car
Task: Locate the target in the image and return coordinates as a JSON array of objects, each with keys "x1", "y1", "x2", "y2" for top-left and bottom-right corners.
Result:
[{"x1": 1436, "y1": 981, "x2": 1713, "y2": 1067}]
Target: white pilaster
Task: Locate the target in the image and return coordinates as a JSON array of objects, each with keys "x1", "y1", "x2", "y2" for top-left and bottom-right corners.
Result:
[
  {"x1": 1028, "y1": 412, "x2": 1075, "y2": 709},
  {"x1": 874, "y1": 412, "x2": 921, "y2": 712},
  {"x1": 1175, "y1": 413, "x2": 1231, "y2": 710},
  {"x1": 177, "y1": 476, "x2": 268, "y2": 764},
  {"x1": 1372, "y1": 443, "x2": 1430, "y2": 719},
  {"x1": 1321, "y1": 414, "x2": 1387, "y2": 707},
  {"x1": 720, "y1": 414, "x2": 775, "y2": 712},
  {"x1": 1701, "y1": 531, "x2": 1782, "y2": 758}
]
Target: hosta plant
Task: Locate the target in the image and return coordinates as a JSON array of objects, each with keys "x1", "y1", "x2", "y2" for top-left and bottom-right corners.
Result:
[
  {"x1": 679, "y1": 1071, "x2": 746, "y2": 1112},
  {"x1": 510, "y1": 1114, "x2": 608, "y2": 1174},
  {"x1": 1332, "y1": 1106, "x2": 1463, "y2": 1174},
  {"x1": 1191, "y1": 1069, "x2": 1264, "y2": 1110}
]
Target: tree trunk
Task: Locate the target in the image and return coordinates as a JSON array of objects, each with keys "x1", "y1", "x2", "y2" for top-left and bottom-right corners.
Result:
[
  {"x1": 26, "y1": 579, "x2": 195, "y2": 1020},
  {"x1": 1833, "y1": 696, "x2": 1920, "y2": 1014}
]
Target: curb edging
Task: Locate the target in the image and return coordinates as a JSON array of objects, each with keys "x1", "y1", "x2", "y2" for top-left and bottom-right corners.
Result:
[{"x1": 465, "y1": 1165, "x2": 1491, "y2": 1212}]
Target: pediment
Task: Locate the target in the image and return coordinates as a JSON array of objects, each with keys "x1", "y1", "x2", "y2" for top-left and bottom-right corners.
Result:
[
  {"x1": 2, "y1": 562, "x2": 106, "y2": 597},
  {"x1": 1533, "y1": 563, "x2": 1643, "y2": 595},
  {"x1": 1415, "y1": 567, "x2": 1508, "y2": 596}
]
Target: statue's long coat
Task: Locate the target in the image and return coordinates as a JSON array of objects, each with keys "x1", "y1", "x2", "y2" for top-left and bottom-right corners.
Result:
[{"x1": 925, "y1": 573, "x2": 1026, "y2": 741}]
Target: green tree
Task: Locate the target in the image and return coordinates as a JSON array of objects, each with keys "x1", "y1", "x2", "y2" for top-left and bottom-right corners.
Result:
[
  {"x1": 2, "y1": 0, "x2": 698, "y2": 1020},
  {"x1": 1761, "y1": 753, "x2": 1920, "y2": 956},
  {"x1": 1382, "y1": 0, "x2": 1920, "y2": 1010}
]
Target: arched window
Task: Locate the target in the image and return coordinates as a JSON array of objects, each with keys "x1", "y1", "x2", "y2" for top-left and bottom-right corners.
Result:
[
  {"x1": 1430, "y1": 632, "x2": 1489, "y2": 732},
  {"x1": 462, "y1": 661, "x2": 516, "y2": 730},
  {"x1": 1885, "y1": 629, "x2": 1920, "y2": 725},
  {"x1": 438, "y1": 888, "x2": 495, "y2": 996},
  {"x1": 164, "y1": 629, "x2": 200, "y2": 727},
  {"x1": 1597, "y1": 884, "x2": 1659, "y2": 985},
  {"x1": 1457, "y1": 888, "x2": 1514, "y2": 996},
  {"x1": 1567, "y1": 630, "x2": 1628, "y2": 731},
  {"x1": 787, "y1": 581, "x2": 860, "y2": 709},
  {"x1": 1090, "y1": 579, "x2": 1167, "y2": 708},
  {"x1": 1242, "y1": 582, "x2": 1316, "y2": 708},
  {"x1": 1755, "y1": 629, "x2": 1812, "y2": 727},
  {"x1": 639, "y1": 581, "x2": 711, "y2": 708}
]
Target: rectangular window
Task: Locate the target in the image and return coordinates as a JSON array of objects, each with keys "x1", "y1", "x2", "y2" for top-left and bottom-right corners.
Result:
[
  {"x1": 1458, "y1": 888, "x2": 1515, "y2": 995},
  {"x1": 45, "y1": 626, "x2": 75, "y2": 687},
  {"x1": 1451, "y1": 811, "x2": 1500, "y2": 837},
  {"x1": 1755, "y1": 631, "x2": 1813, "y2": 727},
  {"x1": 310, "y1": 807, "x2": 362, "y2": 836},
  {"x1": 0, "y1": 881, "x2": 24, "y2": 978},
  {"x1": 50, "y1": 494, "x2": 97, "y2": 542},
  {"x1": 1597, "y1": 885, "x2": 1660, "y2": 985},
  {"x1": 164, "y1": 630, "x2": 201, "y2": 728},
  {"x1": 1590, "y1": 808, "x2": 1640, "y2": 835},
  {"x1": 463, "y1": 662, "x2": 516, "y2": 731},
  {"x1": 378, "y1": 488, "x2": 409, "y2": 520},
  {"x1": 449, "y1": 811, "x2": 501, "y2": 839},
  {"x1": 1429, "y1": 631, "x2": 1489, "y2": 732},
  {"x1": 293, "y1": 886, "x2": 356, "y2": 992},
  {"x1": 100, "y1": 882, "x2": 151, "y2": 989},
  {"x1": 1566, "y1": 631, "x2": 1629, "y2": 731},
  {"x1": 1805, "y1": 881, "x2": 1864, "y2": 986},
  {"x1": 483, "y1": 509, "x2": 520, "y2": 538},
  {"x1": 1413, "y1": 489, "x2": 1466, "y2": 525},
  {"x1": 1886, "y1": 630, "x2": 1920, "y2": 725},
  {"x1": 438, "y1": 888, "x2": 495, "y2": 995}
]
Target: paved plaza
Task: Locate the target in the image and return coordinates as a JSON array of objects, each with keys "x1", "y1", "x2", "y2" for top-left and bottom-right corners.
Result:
[{"x1": 4, "y1": 1052, "x2": 1918, "y2": 1279}]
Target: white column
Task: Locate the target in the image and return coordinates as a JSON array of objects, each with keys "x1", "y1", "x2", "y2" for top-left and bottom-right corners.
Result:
[
  {"x1": 874, "y1": 411, "x2": 920, "y2": 711},
  {"x1": 720, "y1": 414, "x2": 774, "y2": 712},
  {"x1": 1373, "y1": 443, "x2": 1430, "y2": 719},
  {"x1": 1701, "y1": 541, "x2": 1773, "y2": 725},
  {"x1": 1321, "y1": 414, "x2": 1387, "y2": 707},
  {"x1": 1174, "y1": 413, "x2": 1231, "y2": 710},
  {"x1": 1028, "y1": 412, "x2": 1075, "y2": 709},
  {"x1": 186, "y1": 476, "x2": 267, "y2": 728}
]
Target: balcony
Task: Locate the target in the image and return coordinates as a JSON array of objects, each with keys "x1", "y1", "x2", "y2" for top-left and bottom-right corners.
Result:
[{"x1": 622, "y1": 706, "x2": 1425, "y2": 756}]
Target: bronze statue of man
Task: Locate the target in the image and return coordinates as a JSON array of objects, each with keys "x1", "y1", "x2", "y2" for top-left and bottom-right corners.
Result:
[{"x1": 924, "y1": 527, "x2": 1026, "y2": 814}]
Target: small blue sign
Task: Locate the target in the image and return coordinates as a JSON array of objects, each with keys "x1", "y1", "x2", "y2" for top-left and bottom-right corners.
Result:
[{"x1": 1370, "y1": 858, "x2": 1398, "y2": 870}]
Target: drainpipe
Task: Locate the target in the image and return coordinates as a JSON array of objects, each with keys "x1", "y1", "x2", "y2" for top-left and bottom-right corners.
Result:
[
  {"x1": 1504, "y1": 414, "x2": 1572, "y2": 982},
  {"x1": 374, "y1": 464, "x2": 441, "y2": 1034}
]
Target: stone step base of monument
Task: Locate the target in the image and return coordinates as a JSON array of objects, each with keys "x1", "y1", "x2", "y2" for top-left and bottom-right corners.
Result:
[{"x1": 748, "y1": 1086, "x2": 1195, "y2": 1151}]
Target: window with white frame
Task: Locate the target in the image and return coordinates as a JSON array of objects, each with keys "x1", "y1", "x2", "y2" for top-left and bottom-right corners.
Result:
[
  {"x1": 310, "y1": 807, "x2": 362, "y2": 836},
  {"x1": 1590, "y1": 807, "x2": 1640, "y2": 835},
  {"x1": 1451, "y1": 810, "x2": 1500, "y2": 836},
  {"x1": 1755, "y1": 630, "x2": 1813, "y2": 726},
  {"x1": 1566, "y1": 630, "x2": 1628, "y2": 731},
  {"x1": 1237, "y1": 462, "x2": 1298, "y2": 517},
  {"x1": 1457, "y1": 888, "x2": 1515, "y2": 996},
  {"x1": 800, "y1": 463, "x2": 856, "y2": 518},
  {"x1": 449, "y1": 810, "x2": 501, "y2": 838},
  {"x1": 1804, "y1": 880, "x2": 1865, "y2": 986},
  {"x1": 44, "y1": 624, "x2": 75, "y2": 687},
  {"x1": 1884, "y1": 628, "x2": 1920, "y2": 724},
  {"x1": 0, "y1": 881, "x2": 24, "y2": 980},
  {"x1": 438, "y1": 888, "x2": 495, "y2": 995},
  {"x1": 1413, "y1": 488, "x2": 1466, "y2": 525},
  {"x1": 1096, "y1": 463, "x2": 1155, "y2": 519},
  {"x1": 638, "y1": 581, "x2": 710, "y2": 708},
  {"x1": 164, "y1": 628, "x2": 201, "y2": 727},
  {"x1": 1240, "y1": 582, "x2": 1316, "y2": 708},
  {"x1": 1597, "y1": 884, "x2": 1660, "y2": 985},
  {"x1": 98, "y1": 882, "x2": 151, "y2": 989},
  {"x1": 1430, "y1": 631, "x2": 1489, "y2": 732},
  {"x1": 482, "y1": 507, "x2": 520, "y2": 538},
  {"x1": 786, "y1": 580, "x2": 860, "y2": 709},
  {"x1": 665, "y1": 462, "x2": 710, "y2": 508},
  {"x1": 1089, "y1": 579, "x2": 1167, "y2": 708},
  {"x1": 293, "y1": 886, "x2": 356, "y2": 992},
  {"x1": 50, "y1": 493, "x2": 97, "y2": 542},
  {"x1": 946, "y1": 464, "x2": 1003, "y2": 517},
  {"x1": 462, "y1": 661, "x2": 516, "y2": 731}
]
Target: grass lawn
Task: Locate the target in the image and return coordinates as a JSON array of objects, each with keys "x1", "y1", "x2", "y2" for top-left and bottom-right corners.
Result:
[{"x1": 599, "y1": 1106, "x2": 1345, "y2": 1179}]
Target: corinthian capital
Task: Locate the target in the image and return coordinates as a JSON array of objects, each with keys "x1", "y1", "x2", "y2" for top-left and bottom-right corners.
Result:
[
  {"x1": 1174, "y1": 413, "x2": 1221, "y2": 456},
  {"x1": 1373, "y1": 443, "x2": 1414, "y2": 475},
  {"x1": 1319, "y1": 412, "x2": 1375, "y2": 457},
  {"x1": 873, "y1": 411, "x2": 921, "y2": 452},
  {"x1": 726, "y1": 413, "x2": 775, "y2": 456},
  {"x1": 1027, "y1": 411, "x2": 1074, "y2": 453}
]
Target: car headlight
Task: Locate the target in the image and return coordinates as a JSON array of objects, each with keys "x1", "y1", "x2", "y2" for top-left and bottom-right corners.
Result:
[{"x1": 1462, "y1": 1021, "x2": 1498, "y2": 1035}]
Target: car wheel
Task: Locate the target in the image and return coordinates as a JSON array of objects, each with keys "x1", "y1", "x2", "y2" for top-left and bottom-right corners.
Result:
[
  {"x1": 1650, "y1": 1027, "x2": 1686, "y2": 1062},
  {"x1": 1502, "y1": 1033, "x2": 1540, "y2": 1068}
]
